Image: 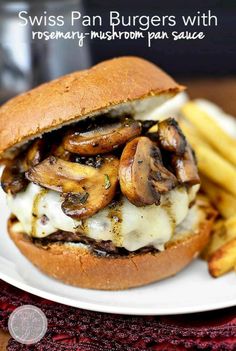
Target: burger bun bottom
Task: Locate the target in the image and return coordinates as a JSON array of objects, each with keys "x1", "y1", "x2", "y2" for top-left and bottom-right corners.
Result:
[{"x1": 8, "y1": 196, "x2": 216, "y2": 290}]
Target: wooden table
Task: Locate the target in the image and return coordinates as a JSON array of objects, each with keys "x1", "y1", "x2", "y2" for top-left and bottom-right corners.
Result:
[{"x1": 182, "y1": 78, "x2": 236, "y2": 116}]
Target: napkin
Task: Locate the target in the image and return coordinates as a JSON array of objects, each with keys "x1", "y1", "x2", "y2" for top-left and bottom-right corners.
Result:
[{"x1": 0, "y1": 280, "x2": 235, "y2": 350}]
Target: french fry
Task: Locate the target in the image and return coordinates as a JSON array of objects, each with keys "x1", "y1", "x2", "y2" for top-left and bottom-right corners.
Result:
[
  {"x1": 208, "y1": 238, "x2": 236, "y2": 277},
  {"x1": 184, "y1": 132, "x2": 236, "y2": 197},
  {"x1": 202, "y1": 215, "x2": 236, "y2": 260},
  {"x1": 200, "y1": 176, "x2": 236, "y2": 218},
  {"x1": 179, "y1": 118, "x2": 210, "y2": 148},
  {"x1": 181, "y1": 102, "x2": 236, "y2": 167},
  {"x1": 180, "y1": 105, "x2": 236, "y2": 278}
]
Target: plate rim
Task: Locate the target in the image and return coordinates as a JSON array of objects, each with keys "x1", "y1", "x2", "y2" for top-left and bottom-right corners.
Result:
[{"x1": 0, "y1": 271, "x2": 236, "y2": 315}]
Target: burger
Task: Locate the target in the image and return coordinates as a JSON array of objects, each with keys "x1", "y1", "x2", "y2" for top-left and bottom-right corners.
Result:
[{"x1": 0, "y1": 57, "x2": 216, "y2": 290}]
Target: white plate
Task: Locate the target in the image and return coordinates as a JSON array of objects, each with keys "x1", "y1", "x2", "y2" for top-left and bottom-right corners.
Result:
[{"x1": 0, "y1": 187, "x2": 236, "y2": 315}]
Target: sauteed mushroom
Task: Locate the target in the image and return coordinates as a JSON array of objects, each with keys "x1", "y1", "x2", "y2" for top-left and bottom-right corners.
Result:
[
  {"x1": 63, "y1": 118, "x2": 141, "y2": 155},
  {"x1": 172, "y1": 146, "x2": 200, "y2": 185},
  {"x1": 26, "y1": 155, "x2": 119, "y2": 219},
  {"x1": 25, "y1": 139, "x2": 46, "y2": 167},
  {"x1": 52, "y1": 144, "x2": 71, "y2": 161},
  {"x1": 26, "y1": 156, "x2": 97, "y2": 192},
  {"x1": 158, "y1": 118, "x2": 187, "y2": 155},
  {"x1": 119, "y1": 136, "x2": 178, "y2": 206},
  {"x1": 61, "y1": 178, "x2": 115, "y2": 219},
  {"x1": 1, "y1": 139, "x2": 46, "y2": 194},
  {"x1": 1, "y1": 160, "x2": 28, "y2": 194}
]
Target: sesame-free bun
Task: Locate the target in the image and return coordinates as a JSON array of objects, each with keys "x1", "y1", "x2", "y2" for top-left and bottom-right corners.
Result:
[
  {"x1": 0, "y1": 56, "x2": 184, "y2": 160},
  {"x1": 8, "y1": 197, "x2": 216, "y2": 290}
]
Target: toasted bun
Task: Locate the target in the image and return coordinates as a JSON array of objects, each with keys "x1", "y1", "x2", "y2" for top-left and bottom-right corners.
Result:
[
  {"x1": 0, "y1": 56, "x2": 184, "y2": 159},
  {"x1": 8, "y1": 197, "x2": 216, "y2": 290}
]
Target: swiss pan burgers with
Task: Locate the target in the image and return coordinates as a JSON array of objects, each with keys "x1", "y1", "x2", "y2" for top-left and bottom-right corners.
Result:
[{"x1": 0, "y1": 57, "x2": 216, "y2": 290}]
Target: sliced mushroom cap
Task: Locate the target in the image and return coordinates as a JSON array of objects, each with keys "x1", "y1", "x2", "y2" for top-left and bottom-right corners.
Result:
[
  {"x1": 25, "y1": 139, "x2": 47, "y2": 167},
  {"x1": 26, "y1": 155, "x2": 119, "y2": 219},
  {"x1": 63, "y1": 118, "x2": 142, "y2": 155},
  {"x1": 1, "y1": 160, "x2": 28, "y2": 194},
  {"x1": 158, "y1": 118, "x2": 187, "y2": 155},
  {"x1": 1, "y1": 139, "x2": 48, "y2": 195},
  {"x1": 68, "y1": 155, "x2": 119, "y2": 215},
  {"x1": 70, "y1": 155, "x2": 104, "y2": 168},
  {"x1": 26, "y1": 156, "x2": 100, "y2": 192},
  {"x1": 51, "y1": 144, "x2": 71, "y2": 161},
  {"x1": 149, "y1": 146, "x2": 179, "y2": 194},
  {"x1": 172, "y1": 145, "x2": 200, "y2": 185},
  {"x1": 61, "y1": 176, "x2": 115, "y2": 220},
  {"x1": 119, "y1": 136, "x2": 178, "y2": 207},
  {"x1": 62, "y1": 156, "x2": 119, "y2": 219}
]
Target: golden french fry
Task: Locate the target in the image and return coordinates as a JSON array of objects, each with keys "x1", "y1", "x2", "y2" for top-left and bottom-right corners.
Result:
[
  {"x1": 184, "y1": 132, "x2": 236, "y2": 197},
  {"x1": 181, "y1": 103, "x2": 236, "y2": 278},
  {"x1": 202, "y1": 215, "x2": 236, "y2": 260},
  {"x1": 202, "y1": 219, "x2": 223, "y2": 260},
  {"x1": 179, "y1": 119, "x2": 209, "y2": 147},
  {"x1": 208, "y1": 238, "x2": 236, "y2": 277},
  {"x1": 200, "y1": 176, "x2": 236, "y2": 218},
  {"x1": 181, "y1": 102, "x2": 236, "y2": 167}
]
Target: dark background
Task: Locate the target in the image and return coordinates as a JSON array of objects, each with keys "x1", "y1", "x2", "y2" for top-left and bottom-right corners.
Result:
[{"x1": 84, "y1": 0, "x2": 236, "y2": 78}]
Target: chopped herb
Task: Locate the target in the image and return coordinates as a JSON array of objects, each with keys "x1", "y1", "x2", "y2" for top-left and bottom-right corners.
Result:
[
  {"x1": 78, "y1": 192, "x2": 89, "y2": 204},
  {"x1": 104, "y1": 174, "x2": 111, "y2": 189},
  {"x1": 66, "y1": 192, "x2": 89, "y2": 204}
]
